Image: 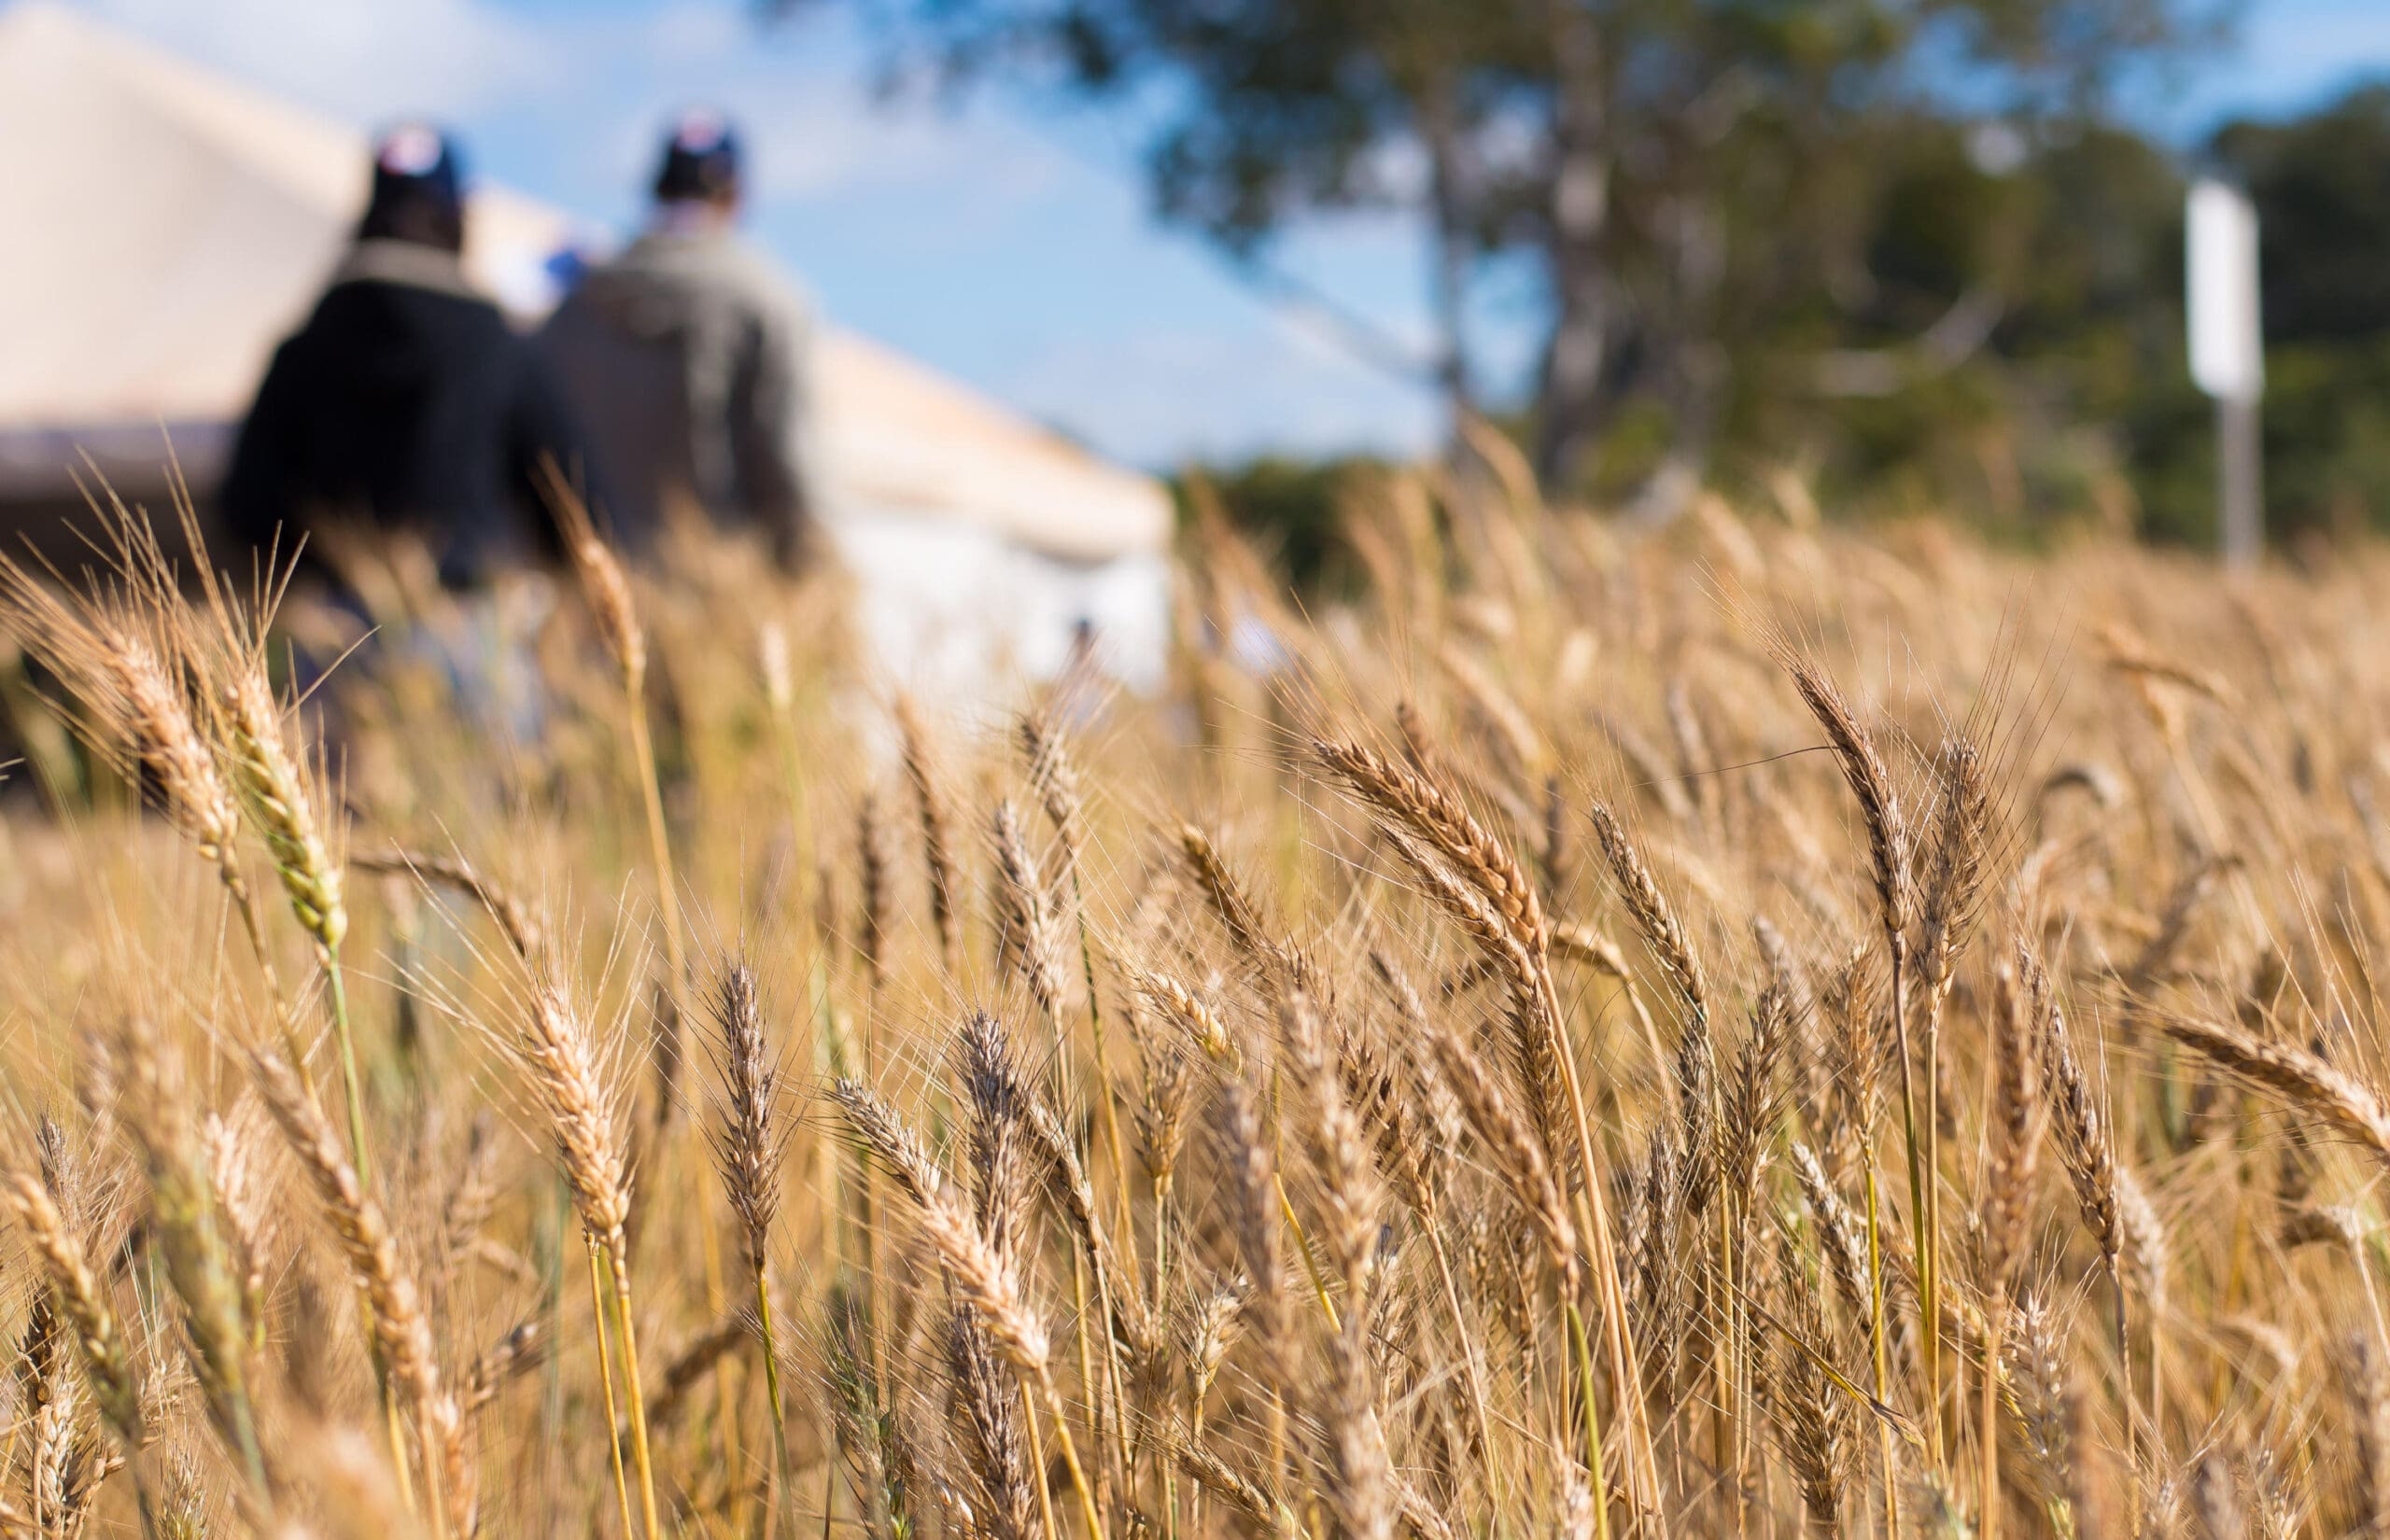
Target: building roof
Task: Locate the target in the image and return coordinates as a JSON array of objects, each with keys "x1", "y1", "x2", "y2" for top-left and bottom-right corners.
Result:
[{"x1": 0, "y1": 1, "x2": 1173, "y2": 564}]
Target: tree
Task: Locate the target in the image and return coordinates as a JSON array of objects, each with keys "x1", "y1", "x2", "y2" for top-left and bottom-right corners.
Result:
[
  {"x1": 791, "y1": 0, "x2": 2220, "y2": 501},
  {"x1": 2212, "y1": 84, "x2": 2390, "y2": 344},
  {"x1": 2197, "y1": 85, "x2": 2390, "y2": 544}
]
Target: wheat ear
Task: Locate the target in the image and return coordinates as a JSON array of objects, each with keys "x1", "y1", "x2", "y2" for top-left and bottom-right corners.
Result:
[
  {"x1": 218, "y1": 655, "x2": 371, "y2": 1193},
  {"x1": 894, "y1": 692, "x2": 964, "y2": 971},
  {"x1": 836, "y1": 1083, "x2": 1106, "y2": 1540},
  {"x1": 249, "y1": 1047, "x2": 466, "y2": 1540},
  {"x1": 1776, "y1": 649, "x2": 1935, "y2": 1475},
  {"x1": 512, "y1": 974, "x2": 661, "y2": 1540},
  {"x1": 4, "y1": 1170, "x2": 146, "y2": 1452},
  {"x1": 2164, "y1": 1015, "x2": 2390, "y2": 1158},
  {"x1": 706, "y1": 960, "x2": 800, "y2": 1533},
  {"x1": 352, "y1": 847, "x2": 541, "y2": 962}
]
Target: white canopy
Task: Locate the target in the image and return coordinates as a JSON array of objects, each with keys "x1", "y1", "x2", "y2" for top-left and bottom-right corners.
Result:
[{"x1": 0, "y1": 0, "x2": 1174, "y2": 567}]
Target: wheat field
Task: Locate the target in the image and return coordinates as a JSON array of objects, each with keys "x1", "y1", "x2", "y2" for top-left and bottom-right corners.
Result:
[{"x1": 1, "y1": 466, "x2": 2385, "y2": 1539}]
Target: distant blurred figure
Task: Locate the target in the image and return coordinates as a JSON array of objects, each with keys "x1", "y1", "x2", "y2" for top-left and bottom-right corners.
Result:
[
  {"x1": 539, "y1": 110, "x2": 819, "y2": 571},
  {"x1": 221, "y1": 125, "x2": 596, "y2": 589}
]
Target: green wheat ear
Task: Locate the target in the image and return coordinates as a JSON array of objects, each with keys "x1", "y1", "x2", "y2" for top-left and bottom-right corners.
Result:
[{"x1": 222, "y1": 664, "x2": 345, "y2": 954}]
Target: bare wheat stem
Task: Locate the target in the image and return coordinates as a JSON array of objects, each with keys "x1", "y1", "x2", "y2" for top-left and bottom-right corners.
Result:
[
  {"x1": 1025, "y1": 1097, "x2": 1135, "y2": 1493},
  {"x1": 1065, "y1": 1247, "x2": 1111, "y2": 1529},
  {"x1": 606, "y1": 1246, "x2": 665, "y2": 1540},
  {"x1": 587, "y1": 1239, "x2": 639, "y2": 1540},
  {"x1": 1862, "y1": 1151, "x2": 1897, "y2": 1530},
  {"x1": 1979, "y1": 962, "x2": 2043, "y2": 1540},
  {"x1": 1018, "y1": 1374, "x2": 1065, "y2": 1540},
  {"x1": 626, "y1": 686, "x2": 688, "y2": 988}
]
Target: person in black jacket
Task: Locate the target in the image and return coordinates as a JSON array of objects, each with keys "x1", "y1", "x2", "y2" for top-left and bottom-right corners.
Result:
[{"x1": 221, "y1": 125, "x2": 597, "y2": 590}]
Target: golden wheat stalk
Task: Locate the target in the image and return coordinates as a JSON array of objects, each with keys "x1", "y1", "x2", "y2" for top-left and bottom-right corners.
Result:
[{"x1": 706, "y1": 960, "x2": 799, "y2": 1533}]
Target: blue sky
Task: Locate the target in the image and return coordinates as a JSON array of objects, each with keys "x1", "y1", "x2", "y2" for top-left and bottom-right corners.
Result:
[{"x1": 66, "y1": 0, "x2": 2390, "y2": 470}]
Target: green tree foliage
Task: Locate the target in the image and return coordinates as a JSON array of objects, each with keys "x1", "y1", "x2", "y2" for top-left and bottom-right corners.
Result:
[
  {"x1": 2215, "y1": 85, "x2": 2390, "y2": 343},
  {"x1": 796, "y1": 0, "x2": 2211, "y2": 495},
  {"x1": 1199, "y1": 74, "x2": 2390, "y2": 570},
  {"x1": 2186, "y1": 87, "x2": 2390, "y2": 548},
  {"x1": 785, "y1": 0, "x2": 2390, "y2": 552},
  {"x1": 1172, "y1": 456, "x2": 1383, "y2": 594}
]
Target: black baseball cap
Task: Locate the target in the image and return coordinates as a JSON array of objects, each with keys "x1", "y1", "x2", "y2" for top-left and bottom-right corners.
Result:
[{"x1": 654, "y1": 109, "x2": 742, "y2": 203}]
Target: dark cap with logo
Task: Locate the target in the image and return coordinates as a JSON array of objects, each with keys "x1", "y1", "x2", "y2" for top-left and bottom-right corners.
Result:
[
  {"x1": 370, "y1": 123, "x2": 464, "y2": 217},
  {"x1": 654, "y1": 109, "x2": 742, "y2": 203},
  {"x1": 359, "y1": 122, "x2": 467, "y2": 249}
]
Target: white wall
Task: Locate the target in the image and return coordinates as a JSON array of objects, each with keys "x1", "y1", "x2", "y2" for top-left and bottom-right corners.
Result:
[{"x1": 825, "y1": 503, "x2": 1171, "y2": 700}]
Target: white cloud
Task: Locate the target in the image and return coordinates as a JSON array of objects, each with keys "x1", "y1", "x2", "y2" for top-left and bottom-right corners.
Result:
[
  {"x1": 1004, "y1": 327, "x2": 1441, "y2": 468},
  {"x1": 527, "y1": 7, "x2": 1070, "y2": 211},
  {"x1": 75, "y1": 0, "x2": 553, "y2": 125},
  {"x1": 640, "y1": 0, "x2": 747, "y2": 63},
  {"x1": 709, "y1": 86, "x2": 1005, "y2": 201},
  {"x1": 75, "y1": 0, "x2": 1065, "y2": 214}
]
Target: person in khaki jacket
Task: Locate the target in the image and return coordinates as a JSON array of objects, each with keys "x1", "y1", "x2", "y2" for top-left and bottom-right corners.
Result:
[{"x1": 540, "y1": 111, "x2": 819, "y2": 570}]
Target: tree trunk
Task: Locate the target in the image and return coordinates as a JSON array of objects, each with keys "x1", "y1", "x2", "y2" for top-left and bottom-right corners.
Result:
[
  {"x1": 1628, "y1": 195, "x2": 1729, "y2": 526},
  {"x1": 1420, "y1": 71, "x2": 1477, "y2": 439},
  {"x1": 1532, "y1": 1, "x2": 1614, "y2": 492}
]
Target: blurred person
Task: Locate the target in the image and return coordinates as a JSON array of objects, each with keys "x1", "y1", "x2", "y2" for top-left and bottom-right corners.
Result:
[
  {"x1": 221, "y1": 124, "x2": 598, "y2": 593},
  {"x1": 538, "y1": 110, "x2": 820, "y2": 571}
]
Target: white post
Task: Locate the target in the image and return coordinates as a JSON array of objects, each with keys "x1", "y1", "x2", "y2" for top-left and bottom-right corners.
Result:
[
  {"x1": 2216, "y1": 394, "x2": 2262, "y2": 569},
  {"x1": 2186, "y1": 177, "x2": 2265, "y2": 568}
]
